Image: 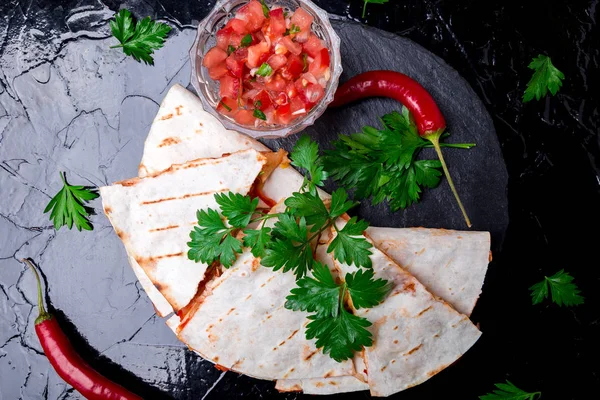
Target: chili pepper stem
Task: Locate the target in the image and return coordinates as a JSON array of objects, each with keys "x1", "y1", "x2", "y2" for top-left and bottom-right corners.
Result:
[
  {"x1": 422, "y1": 131, "x2": 472, "y2": 228},
  {"x1": 21, "y1": 259, "x2": 53, "y2": 324}
]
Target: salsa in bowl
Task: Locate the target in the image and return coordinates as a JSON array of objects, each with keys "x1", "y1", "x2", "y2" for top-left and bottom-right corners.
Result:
[{"x1": 189, "y1": 0, "x2": 342, "y2": 139}]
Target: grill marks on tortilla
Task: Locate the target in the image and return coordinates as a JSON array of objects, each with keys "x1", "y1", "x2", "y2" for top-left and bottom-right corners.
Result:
[
  {"x1": 140, "y1": 188, "x2": 229, "y2": 205},
  {"x1": 149, "y1": 224, "x2": 180, "y2": 232},
  {"x1": 158, "y1": 137, "x2": 182, "y2": 147}
]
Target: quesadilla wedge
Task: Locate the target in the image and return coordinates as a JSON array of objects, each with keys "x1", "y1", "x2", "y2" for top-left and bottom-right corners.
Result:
[
  {"x1": 330, "y1": 218, "x2": 482, "y2": 397},
  {"x1": 100, "y1": 149, "x2": 268, "y2": 312}
]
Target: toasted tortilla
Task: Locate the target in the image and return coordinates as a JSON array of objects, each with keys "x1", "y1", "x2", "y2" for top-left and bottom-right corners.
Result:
[
  {"x1": 100, "y1": 149, "x2": 267, "y2": 312},
  {"x1": 173, "y1": 250, "x2": 356, "y2": 380},
  {"x1": 331, "y1": 219, "x2": 482, "y2": 397},
  {"x1": 366, "y1": 227, "x2": 490, "y2": 316}
]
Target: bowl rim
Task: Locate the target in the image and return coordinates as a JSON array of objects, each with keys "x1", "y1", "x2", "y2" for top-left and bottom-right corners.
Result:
[{"x1": 188, "y1": 0, "x2": 342, "y2": 139}]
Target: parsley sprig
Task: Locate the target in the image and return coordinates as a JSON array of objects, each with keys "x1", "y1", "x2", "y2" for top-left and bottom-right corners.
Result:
[
  {"x1": 285, "y1": 263, "x2": 392, "y2": 361},
  {"x1": 479, "y1": 380, "x2": 541, "y2": 400},
  {"x1": 110, "y1": 9, "x2": 171, "y2": 65},
  {"x1": 523, "y1": 55, "x2": 565, "y2": 102},
  {"x1": 529, "y1": 269, "x2": 584, "y2": 307},
  {"x1": 362, "y1": 0, "x2": 389, "y2": 18},
  {"x1": 187, "y1": 137, "x2": 389, "y2": 361},
  {"x1": 44, "y1": 172, "x2": 99, "y2": 231},
  {"x1": 324, "y1": 108, "x2": 475, "y2": 211}
]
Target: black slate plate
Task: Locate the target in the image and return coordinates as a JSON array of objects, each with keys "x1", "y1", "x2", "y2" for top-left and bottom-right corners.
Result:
[{"x1": 0, "y1": 18, "x2": 507, "y2": 400}]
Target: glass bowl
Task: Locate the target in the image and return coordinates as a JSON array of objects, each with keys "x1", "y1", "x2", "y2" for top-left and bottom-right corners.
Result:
[{"x1": 189, "y1": 0, "x2": 342, "y2": 139}]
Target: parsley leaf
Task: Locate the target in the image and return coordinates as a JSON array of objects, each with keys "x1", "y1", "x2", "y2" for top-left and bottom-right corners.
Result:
[
  {"x1": 523, "y1": 55, "x2": 565, "y2": 102},
  {"x1": 260, "y1": 0, "x2": 270, "y2": 18},
  {"x1": 285, "y1": 191, "x2": 329, "y2": 230},
  {"x1": 262, "y1": 234, "x2": 314, "y2": 278},
  {"x1": 290, "y1": 135, "x2": 328, "y2": 190},
  {"x1": 346, "y1": 268, "x2": 393, "y2": 309},
  {"x1": 215, "y1": 192, "x2": 258, "y2": 228},
  {"x1": 479, "y1": 380, "x2": 541, "y2": 400},
  {"x1": 324, "y1": 108, "x2": 467, "y2": 212},
  {"x1": 329, "y1": 188, "x2": 358, "y2": 219},
  {"x1": 362, "y1": 0, "x2": 389, "y2": 18},
  {"x1": 187, "y1": 208, "x2": 242, "y2": 268},
  {"x1": 529, "y1": 269, "x2": 584, "y2": 306},
  {"x1": 328, "y1": 217, "x2": 373, "y2": 269},
  {"x1": 44, "y1": 172, "x2": 99, "y2": 231},
  {"x1": 286, "y1": 263, "x2": 390, "y2": 362},
  {"x1": 110, "y1": 9, "x2": 171, "y2": 65},
  {"x1": 253, "y1": 108, "x2": 267, "y2": 120},
  {"x1": 285, "y1": 262, "x2": 341, "y2": 317},
  {"x1": 306, "y1": 308, "x2": 373, "y2": 362},
  {"x1": 243, "y1": 227, "x2": 272, "y2": 258}
]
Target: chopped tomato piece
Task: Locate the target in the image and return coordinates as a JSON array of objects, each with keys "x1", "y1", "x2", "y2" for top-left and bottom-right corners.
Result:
[
  {"x1": 265, "y1": 74, "x2": 287, "y2": 92},
  {"x1": 229, "y1": 33, "x2": 243, "y2": 47},
  {"x1": 267, "y1": 54, "x2": 287, "y2": 71},
  {"x1": 302, "y1": 33, "x2": 324, "y2": 57},
  {"x1": 284, "y1": 54, "x2": 304, "y2": 80},
  {"x1": 203, "y1": 47, "x2": 228, "y2": 68},
  {"x1": 217, "y1": 97, "x2": 238, "y2": 117},
  {"x1": 268, "y1": 8, "x2": 286, "y2": 36},
  {"x1": 280, "y1": 36, "x2": 302, "y2": 56},
  {"x1": 219, "y1": 75, "x2": 240, "y2": 99},
  {"x1": 308, "y1": 48, "x2": 330, "y2": 79},
  {"x1": 274, "y1": 103, "x2": 294, "y2": 125},
  {"x1": 290, "y1": 96, "x2": 307, "y2": 115},
  {"x1": 254, "y1": 90, "x2": 272, "y2": 110},
  {"x1": 227, "y1": 18, "x2": 249, "y2": 35},
  {"x1": 291, "y1": 8, "x2": 314, "y2": 32},
  {"x1": 286, "y1": 82, "x2": 298, "y2": 99},
  {"x1": 247, "y1": 41, "x2": 270, "y2": 68},
  {"x1": 234, "y1": 109, "x2": 256, "y2": 125},
  {"x1": 208, "y1": 63, "x2": 229, "y2": 80},
  {"x1": 236, "y1": 1, "x2": 266, "y2": 32},
  {"x1": 216, "y1": 27, "x2": 233, "y2": 50},
  {"x1": 226, "y1": 56, "x2": 245, "y2": 78}
]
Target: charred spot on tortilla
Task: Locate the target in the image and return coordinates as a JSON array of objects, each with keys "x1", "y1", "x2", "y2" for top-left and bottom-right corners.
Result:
[
  {"x1": 404, "y1": 344, "x2": 423, "y2": 356},
  {"x1": 159, "y1": 113, "x2": 174, "y2": 120},
  {"x1": 426, "y1": 363, "x2": 450, "y2": 378},
  {"x1": 104, "y1": 206, "x2": 112, "y2": 214},
  {"x1": 148, "y1": 224, "x2": 180, "y2": 232},
  {"x1": 175, "y1": 105, "x2": 183, "y2": 115},
  {"x1": 393, "y1": 340, "x2": 398, "y2": 344},
  {"x1": 416, "y1": 306, "x2": 433, "y2": 317},
  {"x1": 158, "y1": 137, "x2": 182, "y2": 147}
]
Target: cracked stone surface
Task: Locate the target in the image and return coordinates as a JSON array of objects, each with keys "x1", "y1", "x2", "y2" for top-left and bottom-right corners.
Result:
[{"x1": 1, "y1": 0, "x2": 598, "y2": 399}]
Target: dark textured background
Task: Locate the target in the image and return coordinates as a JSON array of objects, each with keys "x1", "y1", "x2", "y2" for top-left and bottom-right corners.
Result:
[{"x1": 0, "y1": 1, "x2": 599, "y2": 399}]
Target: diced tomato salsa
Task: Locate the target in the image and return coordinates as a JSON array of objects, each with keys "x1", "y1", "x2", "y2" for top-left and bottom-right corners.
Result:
[{"x1": 202, "y1": 0, "x2": 331, "y2": 127}]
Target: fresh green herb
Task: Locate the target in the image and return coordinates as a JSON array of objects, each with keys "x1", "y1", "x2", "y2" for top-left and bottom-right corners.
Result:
[
  {"x1": 44, "y1": 172, "x2": 99, "y2": 231},
  {"x1": 290, "y1": 135, "x2": 328, "y2": 191},
  {"x1": 256, "y1": 62, "x2": 273, "y2": 77},
  {"x1": 290, "y1": 24, "x2": 301, "y2": 34},
  {"x1": 284, "y1": 11, "x2": 289, "y2": 18},
  {"x1": 187, "y1": 137, "x2": 382, "y2": 362},
  {"x1": 324, "y1": 108, "x2": 475, "y2": 211},
  {"x1": 529, "y1": 269, "x2": 584, "y2": 307},
  {"x1": 302, "y1": 53, "x2": 308, "y2": 72},
  {"x1": 219, "y1": 100, "x2": 232, "y2": 112},
  {"x1": 254, "y1": 100, "x2": 262, "y2": 109},
  {"x1": 253, "y1": 108, "x2": 267, "y2": 120},
  {"x1": 109, "y1": 9, "x2": 171, "y2": 65},
  {"x1": 260, "y1": 0, "x2": 270, "y2": 18},
  {"x1": 523, "y1": 55, "x2": 565, "y2": 102},
  {"x1": 240, "y1": 33, "x2": 253, "y2": 47},
  {"x1": 227, "y1": 45, "x2": 236, "y2": 55},
  {"x1": 362, "y1": 0, "x2": 389, "y2": 19},
  {"x1": 479, "y1": 380, "x2": 541, "y2": 400},
  {"x1": 285, "y1": 263, "x2": 391, "y2": 361}
]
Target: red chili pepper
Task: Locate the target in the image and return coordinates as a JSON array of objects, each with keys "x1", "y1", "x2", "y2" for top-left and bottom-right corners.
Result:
[
  {"x1": 23, "y1": 259, "x2": 143, "y2": 400},
  {"x1": 330, "y1": 70, "x2": 471, "y2": 227}
]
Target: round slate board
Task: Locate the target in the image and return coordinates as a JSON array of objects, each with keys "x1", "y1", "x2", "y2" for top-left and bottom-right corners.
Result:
[
  {"x1": 0, "y1": 18, "x2": 507, "y2": 400},
  {"x1": 264, "y1": 20, "x2": 509, "y2": 253}
]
